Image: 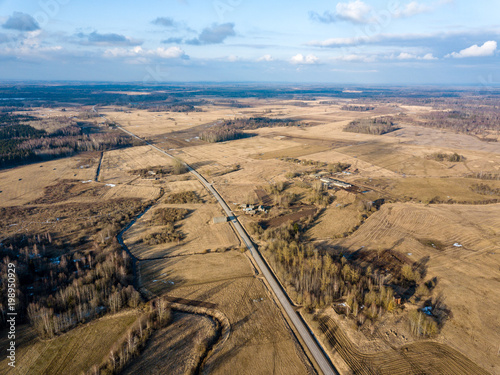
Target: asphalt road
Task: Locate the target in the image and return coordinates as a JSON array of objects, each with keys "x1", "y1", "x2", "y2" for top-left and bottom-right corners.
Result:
[{"x1": 116, "y1": 126, "x2": 339, "y2": 375}]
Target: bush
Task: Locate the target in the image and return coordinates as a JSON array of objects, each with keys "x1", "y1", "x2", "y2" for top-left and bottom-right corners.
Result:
[
  {"x1": 151, "y1": 207, "x2": 189, "y2": 225},
  {"x1": 165, "y1": 191, "x2": 202, "y2": 204},
  {"x1": 428, "y1": 152, "x2": 464, "y2": 162},
  {"x1": 408, "y1": 310, "x2": 438, "y2": 337}
]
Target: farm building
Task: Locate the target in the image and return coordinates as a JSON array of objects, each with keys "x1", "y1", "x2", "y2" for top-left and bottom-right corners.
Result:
[{"x1": 320, "y1": 178, "x2": 352, "y2": 188}]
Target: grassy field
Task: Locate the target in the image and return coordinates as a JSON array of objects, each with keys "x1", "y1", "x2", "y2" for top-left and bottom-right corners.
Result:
[
  {"x1": 123, "y1": 312, "x2": 217, "y2": 375},
  {"x1": 139, "y1": 251, "x2": 254, "y2": 292},
  {"x1": 334, "y1": 202, "x2": 500, "y2": 373},
  {"x1": 135, "y1": 246, "x2": 313, "y2": 374},
  {"x1": 123, "y1": 202, "x2": 239, "y2": 259},
  {"x1": 307, "y1": 190, "x2": 363, "y2": 240},
  {"x1": 355, "y1": 176, "x2": 500, "y2": 203},
  {"x1": 99, "y1": 144, "x2": 175, "y2": 185},
  {"x1": 0, "y1": 311, "x2": 141, "y2": 375},
  {"x1": 315, "y1": 315, "x2": 491, "y2": 375},
  {"x1": 155, "y1": 276, "x2": 313, "y2": 375},
  {"x1": 0, "y1": 153, "x2": 99, "y2": 206}
]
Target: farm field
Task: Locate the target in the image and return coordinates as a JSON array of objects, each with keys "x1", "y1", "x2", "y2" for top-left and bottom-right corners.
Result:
[
  {"x1": 123, "y1": 312, "x2": 217, "y2": 375},
  {"x1": 0, "y1": 153, "x2": 99, "y2": 206},
  {"x1": 333, "y1": 202, "x2": 500, "y2": 373},
  {"x1": 315, "y1": 314, "x2": 491, "y2": 375},
  {"x1": 142, "y1": 269, "x2": 313, "y2": 375},
  {"x1": 0, "y1": 311, "x2": 141, "y2": 375},
  {"x1": 123, "y1": 202, "x2": 239, "y2": 259}
]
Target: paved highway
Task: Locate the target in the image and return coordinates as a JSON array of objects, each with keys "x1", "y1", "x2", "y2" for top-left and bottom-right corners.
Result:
[{"x1": 116, "y1": 126, "x2": 339, "y2": 375}]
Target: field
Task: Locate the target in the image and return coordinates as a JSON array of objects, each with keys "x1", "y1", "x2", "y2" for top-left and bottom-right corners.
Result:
[
  {"x1": 95, "y1": 100, "x2": 500, "y2": 374},
  {"x1": 132, "y1": 238, "x2": 313, "y2": 374},
  {"x1": 0, "y1": 153, "x2": 99, "y2": 206},
  {"x1": 0, "y1": 311, "x2": 141, "y2": 375},
  {"x1": 307, "y1": 190, "x2": 362, "y2": 240},
  {"x1": 122, "y1": 180, "x2": 239, "y2": 258},
  {"x1": 315, "y1": 315, "x2": 490, "y2": 375},
  {"x1": 123, "y1": 312, "x2": 217, "y2": 375},
  {"x1": 333, "y1": 203, "x2": 500, "y2": 373}
]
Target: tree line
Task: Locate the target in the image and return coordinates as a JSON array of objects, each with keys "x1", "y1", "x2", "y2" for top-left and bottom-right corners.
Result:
[{"x1": 200, "y1": 117, "x2": 304, "y2": 143}]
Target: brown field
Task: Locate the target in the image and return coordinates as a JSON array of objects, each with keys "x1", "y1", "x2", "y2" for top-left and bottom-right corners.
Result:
[
  {"x1": 333, "y1": 203, "x2": 500, "y2": 373},
  {"x1": 99, "y1": 145, "x2": 175, "y2": 184},
  {"x1": 359, "y1": 176, "x2": 500, "y2": 203},
  {"x1": 0, "y1": 311, "x2": 141, "y2": 375},
  {"x1": 252, "y1": 144, "x2": 332, "y2": 160},
  {"x1": 123, "y1": 202, "x2": 239, "y2": 259},
  {"x1": 265, "y1": 206, "x2": 317, "y2": 228},
  {"x1": 142, "y1": 267, "x2": 313, "y2": 375},
  {"x1": 131, "y1": 221, "x2": 313, "y2": 375},
  {"x1": 104, "y1": 101, "x2": 498, "y2": 374},
  {"x1": 307, "y1": 191, "x2": 362, "y2": 239},
  {"x1": 123, "y1": 312, "x2": 217, "y2": 375},
  {"x1": 316, "y1": 315, "x2": 490, "y2": 375},
  {"x1": 0, "y1": 154, "x2": 99, "y2": 206}
]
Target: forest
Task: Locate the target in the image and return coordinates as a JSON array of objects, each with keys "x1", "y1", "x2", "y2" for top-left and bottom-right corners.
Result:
[
  {"x1": 0, "y1": 198, "x2": 150, "y2": 338},
  {"x1": 343, "y1": 117, "x2": 398, "y2": 135},
  {"x1": 0, "y1": 113, "x2": 138, "y2": 169},
  {"x1": 199, "y1": 117, "x2": 304, "y2": 143},
  {"x1": 252, "y1": 217, "x2": 449, "y2": 338}
]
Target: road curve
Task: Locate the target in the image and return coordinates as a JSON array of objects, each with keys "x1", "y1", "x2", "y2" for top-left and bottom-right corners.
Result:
[{"x1": 116, "y1": 126, "x2": 339, "y2": 375}]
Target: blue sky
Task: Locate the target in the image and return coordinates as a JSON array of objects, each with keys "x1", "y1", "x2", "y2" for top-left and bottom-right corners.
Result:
[{"x1": 0, "y1": 0, "x2": 499, "y2": 84}]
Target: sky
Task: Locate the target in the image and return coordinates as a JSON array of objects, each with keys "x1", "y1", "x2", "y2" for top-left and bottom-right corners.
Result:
[{"x1": 0, "y1": 0, "x2": 499, "y2": 84}]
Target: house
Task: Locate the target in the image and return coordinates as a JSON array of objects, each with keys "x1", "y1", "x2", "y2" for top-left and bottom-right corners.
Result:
[{"x1": 257, "y1": 205, "x2": 268, "y2": 213}]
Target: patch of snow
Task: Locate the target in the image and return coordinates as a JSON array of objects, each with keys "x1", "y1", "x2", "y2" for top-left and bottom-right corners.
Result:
[
  {"x1": 453, "y1": 243, "x2": 462, "y2": 247},
  {"x1": 81, "y1": 180, "x2": 93, "y2": 184},
  {"x1": 105, "y1": 184, "x2": 116, "y2": 187}
]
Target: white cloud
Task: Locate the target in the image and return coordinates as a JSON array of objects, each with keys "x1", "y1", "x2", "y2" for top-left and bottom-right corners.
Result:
[
  {"x1": 422, "y1": 53, "x2": 438, "y2": 60},
  {"x1": 257, "y1": 54, "x2": 273, "y2": 62},
  {"x1": 104, "y1": 46, "x2": 187, "y2": 59},
  {"x1": 310, "y1": 0, "x2": 452, "y2": 24},
  {"x1": 307, "y1": 36, "x2": 372, "y2": 47},
  {"x1": 394, "y1": 52, "x2": 439, "y2": 60},
  {"x1": 447, "y1": 41, "x2": 497, "y2": 58},
  {"x1": 393, "y1": 2, "x2": 432, "y2": 18},
  {"x1": 290, "y1": 54, "x2": 318, "y2": 64},
  {"x1": 227, "y1": 55, "x2": 239, "y2": 62},
  {"x1": 397, "y1": 52, "x2": 417, "y2": 60},
  {"x1": 335, "y1": 0, "x2": 373, "y2": 24},
  {"x1": 336, "y1": 54, "x2": 376, "y2": 63}
]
